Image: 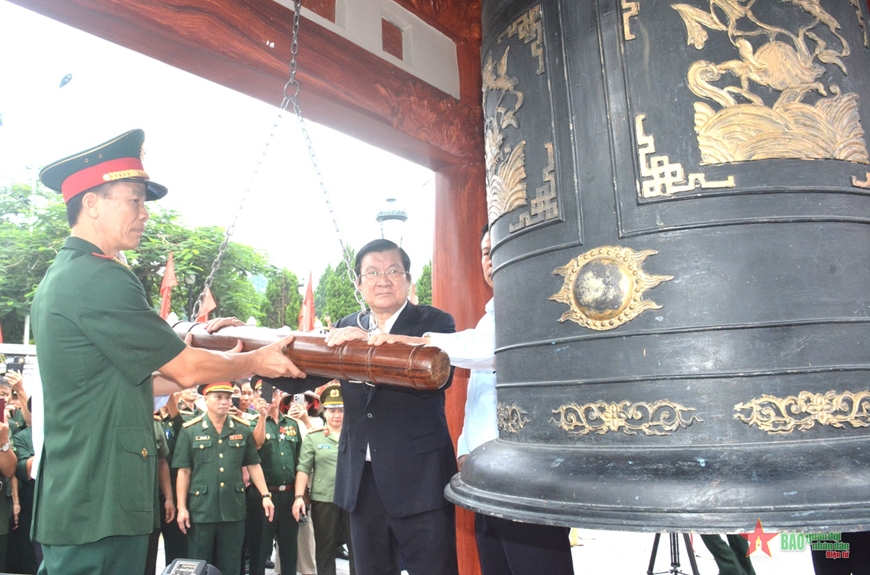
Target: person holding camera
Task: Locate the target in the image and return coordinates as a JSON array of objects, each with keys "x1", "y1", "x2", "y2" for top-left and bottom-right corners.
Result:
[
  {"x1": 249, "y1": 388, "x2": 301, "y2": 575},
  {"x1": 292, "y1": 382, "x2": 354, "y2": 575}
]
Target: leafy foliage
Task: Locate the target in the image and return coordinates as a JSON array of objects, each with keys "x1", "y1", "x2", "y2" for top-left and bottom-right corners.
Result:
[
  {"x1": 415, "y1": 260, "x2": 432, "y2": 306},
  {"x1": 0, "y1": 182, "x2": 277, "y2": 340},
  {"x1": 314, "y1": 248, "x2": 361, "y2": 326},
  {"x1": 0, "y1": 184, "x2": 69, "y2": 342},
  {"x1": 261, "y1": 269, "x2": 302, "y2": 329}
]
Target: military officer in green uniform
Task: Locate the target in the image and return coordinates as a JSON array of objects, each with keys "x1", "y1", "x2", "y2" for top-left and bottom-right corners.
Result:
[
  {"x1": 249, "y1": 388, "x2": 301, "y2": 575},
  {"x1": 30, "y1": 129, "x2": 303, "y2": 575},
  {"x1": 174, "y1": 382, "x2": 275, "y2": 575},
  {"x1": 293, "y1": 382, "x2": 354, "y2": 575}
]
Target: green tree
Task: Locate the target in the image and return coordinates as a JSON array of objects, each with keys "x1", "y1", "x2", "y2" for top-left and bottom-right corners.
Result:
[
  {"x1": 129, "y1": 205, "x2": 274, "y2": 323},
  {"x1": 0, "y1": 183, "x2": 276, "y2": 339},
  {"x1": 260, "y1": 269, "x2": 302, "y2": 329},
  {"x1": 415, "y1": 260, "x2": 432, "y2": 306},
  {"x1": 0, "y1": 183, "x2": 69, "y2": 342},
  {"x1": 315, "y1": 248, "x2": 361, "y2": 325}
]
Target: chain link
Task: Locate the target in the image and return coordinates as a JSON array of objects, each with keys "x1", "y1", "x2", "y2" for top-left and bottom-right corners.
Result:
[{"x1": 194, "y1": 0, "x2": 366, "y2": 319}]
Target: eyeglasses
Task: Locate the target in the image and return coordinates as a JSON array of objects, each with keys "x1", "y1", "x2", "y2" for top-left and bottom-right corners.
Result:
[{"x1": 357, "y1": 269, "x2": 409, "y2": 283}]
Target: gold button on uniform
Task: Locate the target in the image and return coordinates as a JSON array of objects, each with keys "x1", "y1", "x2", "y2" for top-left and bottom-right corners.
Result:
[
  {"x1": 220, "y1": 482, "x2": 225, "y2": 487},
  {"x1": 218, "y1": 439, "x2": 223, "y2": 444},
  {"x1": 141, "y1": 448, "x2": 148, "y2": 458},
  {"x1": 219, "y1": 467, "x2": 224, "y2": 473},
  {"x1": 219, "y1": 453, "x2": 224, "y2": 458}
]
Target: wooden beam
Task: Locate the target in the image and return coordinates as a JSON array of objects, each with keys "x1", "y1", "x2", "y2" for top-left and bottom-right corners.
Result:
[{"x1": 8, "y1": 0, "x2": 482, "y2": 169}]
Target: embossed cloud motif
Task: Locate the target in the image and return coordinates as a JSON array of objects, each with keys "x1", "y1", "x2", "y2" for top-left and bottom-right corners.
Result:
[
  {"x1": 483, "y1": 48, "x2": 528, "y2": 223},
  {"x1": 673, "y1": 0, "x2": 869, "y2": 165}
]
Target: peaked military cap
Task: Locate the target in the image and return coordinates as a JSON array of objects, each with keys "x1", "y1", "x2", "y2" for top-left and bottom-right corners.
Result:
[
  {"x1": 320, "y1": 382, "x2": 343, "y2": 409},
  {"x1": 198, "y1": 382, "x2": 234, "y2": 396},
  {"x1": 39, "y1": 128, "x2": 168, "y2": 203}
]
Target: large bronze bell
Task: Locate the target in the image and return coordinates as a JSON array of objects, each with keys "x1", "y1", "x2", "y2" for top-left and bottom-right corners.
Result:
[{"x1": 445, "y1": 0, "x2": 870, "y2": 531}]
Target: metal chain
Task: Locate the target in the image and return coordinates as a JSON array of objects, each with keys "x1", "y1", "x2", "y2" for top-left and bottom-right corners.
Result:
[
  {"x1": 280, "y1": 0, "x2": 368, "y2": 315},
  {"x1": 194, "y1": 0, "x2": 367, "y2": 319}
]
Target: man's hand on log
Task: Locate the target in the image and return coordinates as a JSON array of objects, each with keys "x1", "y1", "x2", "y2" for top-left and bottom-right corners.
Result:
[
  {"x1": 204, "y1": 316, "x2": 245, "y2": 332},
  {"x1": 254, "y1": 335, "x2": 306, "y2": 379},
  {"x1": 324, "y1": 326, "x2": 369, "y2": 347},
  {"x1": 368, "y1": 333, "x2": 427, "y2": 347}
]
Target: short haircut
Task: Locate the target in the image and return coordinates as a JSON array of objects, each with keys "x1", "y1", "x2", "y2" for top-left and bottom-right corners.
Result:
[
  {"x1": 481, "y1": 222, "x2": 490, "y2": 242},
  {"x1": 65, "y1": 181, "x2": 117, "y2": 227},
  {"x1": 354, "y1": 239, "x2": 411, "y2": 279}
]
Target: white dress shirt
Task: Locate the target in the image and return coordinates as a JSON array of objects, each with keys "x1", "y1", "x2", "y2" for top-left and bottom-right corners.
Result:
[{"x1": 426, "y1": 298, "x2": 496, "y2": 458}]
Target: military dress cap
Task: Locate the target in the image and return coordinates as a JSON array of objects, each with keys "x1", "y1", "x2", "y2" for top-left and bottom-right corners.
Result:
[
  {"x1": 39, "y1": 128, "x2": 168, "y2": 203},
  {"x1": 198, "y1": 382, "x2": 234, "y2": 396},
  {"x1": 320, "y1": 383, "x2": 343, "y2": 409}
]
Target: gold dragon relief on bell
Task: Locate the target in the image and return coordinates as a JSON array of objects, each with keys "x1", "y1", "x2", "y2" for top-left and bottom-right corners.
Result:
[{"x1": 672, "y1": 0, "x2": 869, "y2": 166}]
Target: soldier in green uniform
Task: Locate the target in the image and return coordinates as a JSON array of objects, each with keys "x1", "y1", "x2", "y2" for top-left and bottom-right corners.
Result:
[
  {"x1": 250, "y1": 388, "x2": 301, "y2": 575},
  {"x1": 293, "y1": 382, "x2": 354, "y2": 575},
  {"x1": 174, "y1": 382, "x2": 275, "y2": 575},
  {"x1": 30, "y1": 129, "x2": 304, "y2": 575}
]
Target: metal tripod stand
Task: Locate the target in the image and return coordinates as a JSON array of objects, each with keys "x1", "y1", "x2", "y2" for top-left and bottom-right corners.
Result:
[{"x1": 646, "y1": 533, "x2": 700, "y2": 575}]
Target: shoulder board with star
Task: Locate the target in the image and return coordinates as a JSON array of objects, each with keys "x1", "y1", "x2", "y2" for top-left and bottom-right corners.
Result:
[
  {"x1": 183, "y1": 414, "x2": 205, "y2": 428},
  {"x1": 308, "y1": 428, "x2": 325, "y2": 435},
  {"x1": 231, "y1": 415, "x2": 250, "y2": 426}
]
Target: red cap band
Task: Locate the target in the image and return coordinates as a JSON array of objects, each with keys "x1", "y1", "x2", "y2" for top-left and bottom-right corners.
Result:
[
  {"x1": 202, "y1": 382, "x2": 234, "y2": 395},
  {"x1": 61, "y1": 157, "x2": 147, "y2": 202}
]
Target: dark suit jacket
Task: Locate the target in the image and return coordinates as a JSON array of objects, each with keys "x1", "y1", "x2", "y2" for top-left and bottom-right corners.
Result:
[{"x1": 333, "y1": 302, "x2": 457, "y2": 517}]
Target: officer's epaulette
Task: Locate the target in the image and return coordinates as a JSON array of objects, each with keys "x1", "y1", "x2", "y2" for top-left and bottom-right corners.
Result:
[
  {"x1": 308, "y1": 428, "x2": 325, "y2": 435},
  {"x1": 183, "y1": 414, "x2": 205, "y2": 428},
  {"x1": 231, "y1": 415, "x2": 250, "y2": 426}
]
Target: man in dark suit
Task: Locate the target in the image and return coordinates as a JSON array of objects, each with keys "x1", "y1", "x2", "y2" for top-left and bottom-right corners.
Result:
[{"x1": 323, "y1": 238, "x2": 459, "y2": 575}]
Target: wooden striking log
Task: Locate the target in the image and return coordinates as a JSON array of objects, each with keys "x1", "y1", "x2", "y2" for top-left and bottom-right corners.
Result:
[{"x1": 173, "y1": 322, "x2": 451, "y2": 391}]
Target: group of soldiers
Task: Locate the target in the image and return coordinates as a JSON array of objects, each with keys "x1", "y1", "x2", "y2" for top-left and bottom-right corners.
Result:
[{"x1": 152, "y1": 378, "x2": 347, "y2": 575}]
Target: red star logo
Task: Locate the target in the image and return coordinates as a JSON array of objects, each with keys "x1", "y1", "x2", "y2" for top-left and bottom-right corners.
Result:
[{"x1": 740, "y1": 519, "x2": 777, "y2": 557}]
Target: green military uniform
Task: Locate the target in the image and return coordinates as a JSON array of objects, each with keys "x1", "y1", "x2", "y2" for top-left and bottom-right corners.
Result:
[
  {"x1": 31, "y1": 237, "x2": 186, "y2": 574},
  {"x1": 0, "y1": 443, "x2": 17, "y2": 571},
  {"x1": 251, "y1": 413, "x2": 301, "y2": 575},
  {"x1": 173, "y1": 413, "x2": 260, "y2": 575},
  {"x1": 11, "y1": 427, "x2": 37, "y2": 574},
  {"x1": 159, "y1": 411, "x2": 189, "y2": 562},
  {"x1": 298, "y1": 421, "x2": 353, "y2": 575},
  {"x1": 8, "y1": 410, "x2": 26, "y2": 437}
]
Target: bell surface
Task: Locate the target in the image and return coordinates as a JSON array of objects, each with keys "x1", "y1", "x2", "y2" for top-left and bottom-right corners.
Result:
[{"x1": 446, "y1": 0, "x2": 870, "y2": 532}]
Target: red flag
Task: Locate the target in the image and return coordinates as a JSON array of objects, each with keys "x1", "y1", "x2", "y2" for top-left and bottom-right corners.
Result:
[
  {"x1": 196, "y1": 287, "x2": 217, "y2": 322},
  {"x1": 159, "y1": 252, "x2": 178, "y2": 319},
  {"x1": 0, "y1": 323, "x2": 4, "y2": 344},
  {"x1": 298, "y1": 272, "x2": 315, "y2": 332}
]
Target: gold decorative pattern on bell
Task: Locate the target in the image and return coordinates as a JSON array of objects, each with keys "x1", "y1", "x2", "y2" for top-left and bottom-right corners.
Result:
[
  {"x1": 497, "y1": 4, "x2": 544, "y2": 75},
  {"x1": 497, "y1": 403, "x2": 530, "y2": 434},
  {"x1": 622, "y1": 0, "x2": 640, "y2": 41},
  {"x1": 734, "y1": 390, "x2": 870, "y2": 434},
  {"x1": 850, "y1": 0, "x2": 870, "y2": 48},
  {"x1": 550, "y1": 400, "x2": 701, "y2": 436},
  {"x1": 550, "y1": 246, "x2": 673, "y2": 330},
  {"x1": 510, "y1": 142, "x2": 559, "y2": 232},
  {"x1": 673, "y1": 0, "x2": 868, "y2": 165},
  {"x1": 636, "y1": 114, "x2": 735, "y2": 198},
  {"x1": 852, "y1": 173, "x2": 870, "y2": 189},
  {"x1": 483, "y1": 46, "x2": 527, "y2": 225}
]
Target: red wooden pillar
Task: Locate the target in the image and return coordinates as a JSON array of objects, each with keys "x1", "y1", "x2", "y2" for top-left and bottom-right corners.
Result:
[{"x1": 433, "y1": 161, "x2": 487, "y2": 575}]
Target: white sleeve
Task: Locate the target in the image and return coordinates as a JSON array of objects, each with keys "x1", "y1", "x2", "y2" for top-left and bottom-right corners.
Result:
[{"x1": 426, "y1": 311, "x2": 495, "y2": 370}]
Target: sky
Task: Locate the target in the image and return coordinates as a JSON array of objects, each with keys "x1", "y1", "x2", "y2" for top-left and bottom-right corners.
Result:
[{"x1": 0, "y1": 0, "x2": 436, "y2": 289}]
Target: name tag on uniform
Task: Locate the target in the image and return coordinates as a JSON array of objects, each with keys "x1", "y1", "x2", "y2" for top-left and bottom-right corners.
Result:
[
  {"x1": 195, "y1": 436, "x2": 210, "y2": 441},
  {"x1": 229, "y1": 434, "x2": 244, "y2": 441},
  {"x1": 317, "y1": 445, "x2": 332, "y2": 450}
]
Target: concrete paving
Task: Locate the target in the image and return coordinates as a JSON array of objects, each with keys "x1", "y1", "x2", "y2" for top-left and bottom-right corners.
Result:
[{"x1": 157, "y1": 527, "x2": 820, "y2": 574}]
